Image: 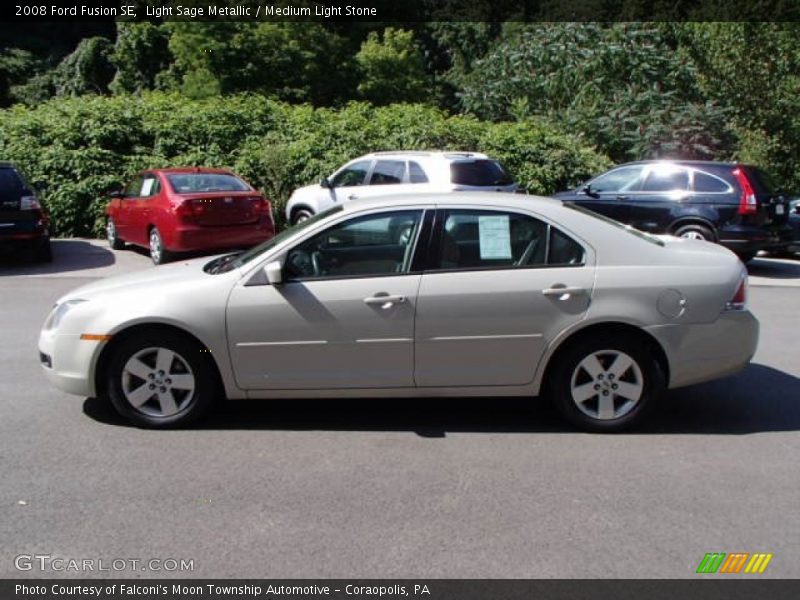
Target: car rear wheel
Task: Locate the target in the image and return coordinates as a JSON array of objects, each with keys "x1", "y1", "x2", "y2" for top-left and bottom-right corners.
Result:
[
  {"x1": 291, "y1": 208, "x2": 314, "y2": 225},
  {"x1": 106, "y1": 331, "x2": 217, "y2": 428},
  {"x1": 106, "y1": 219, "x2": 125, "y2": 250},
  {"x1": 674, "y1": 223, "x2": 715, "y2": 242},
  {"x1": 149, "y1": 227, "x2": 172, "y2": 265},
  {"x1": 549, "y1": 335, "x2": 664, "y2": 432}
]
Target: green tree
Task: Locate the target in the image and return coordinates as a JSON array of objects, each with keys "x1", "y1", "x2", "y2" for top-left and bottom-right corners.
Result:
[
  {"x1": 109, "y1": 22, "x2": 172, "y2": 94},
  {"x1": 355, "y1": 28, "x2": 429, "y2": 105}
]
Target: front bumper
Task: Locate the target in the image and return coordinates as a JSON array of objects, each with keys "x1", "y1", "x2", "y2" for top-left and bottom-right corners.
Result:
[
  {"x1": 38, "y1": 328, "x2": 104, "y2": 397},
  {"x1": 646, "y1": 310, "x2": 759, "y2": 389}
]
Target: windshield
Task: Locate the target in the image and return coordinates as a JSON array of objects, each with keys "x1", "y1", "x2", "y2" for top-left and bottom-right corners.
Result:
[
  {"x1": 207, "y1": 205, "x2": 344, "y2": 274},
  {"x1": 166, "y1": 173, "x2": 250, "y2": 193},
  {"x1": 565, "y1": 202, "x2": 665, "y2": 247}
]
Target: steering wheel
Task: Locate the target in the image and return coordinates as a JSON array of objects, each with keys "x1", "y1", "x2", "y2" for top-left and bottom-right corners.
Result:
[
  {"x1": 286, "y1": 250, "x2": 315, "y2": 277},
  {"x1": 311, "y1": 251, "x2": 322, "y2": 277}
]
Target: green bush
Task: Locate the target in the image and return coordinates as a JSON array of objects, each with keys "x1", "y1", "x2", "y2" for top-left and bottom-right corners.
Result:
[{"x1": 0, "y1": 92, "x2": 609, "y2": 237}]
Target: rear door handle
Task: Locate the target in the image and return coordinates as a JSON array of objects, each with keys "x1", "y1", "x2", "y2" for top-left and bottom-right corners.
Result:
[
  {"x1": 542, "y1": 286, "x2": 587, "y2": 299},
  {"x1": 364, "y1": 294, "x2": 406, "y2": 308}
]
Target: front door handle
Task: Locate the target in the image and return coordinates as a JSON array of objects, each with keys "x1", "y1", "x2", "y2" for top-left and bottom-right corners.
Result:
[
  {"x1": 347, "y1": 194, "x2": 359, "y2": 201},
  {"x1": 616, "y1": 195, "x2": 629, "y2": 201},
  {"x1": 364, "y1": 294, "x2": 406, "y2": 309},
  {"x1": 542, "y1": 285, "x2": 587, "y2": 299}
]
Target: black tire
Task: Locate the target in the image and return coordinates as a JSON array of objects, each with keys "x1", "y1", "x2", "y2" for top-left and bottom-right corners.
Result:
[
  {"x1": 106, "y1": 331, "x2": 219, "y2": 428},
  {"x1": 37, "y1": 238, "x2": 52, "y2": 263},
  {"x1": 673, "y1": 223, "x2": 716, "y2": 242},
  {"x1": 148, "y1": 227, "x2": 172, "y2": 265},
  {"x1": 549, "y1": 334, "x2": 664, "y2": 433},
  {"x1": 107, "y1": 218, "x2": 125, "y2": 250},
  {"x1": 291, "y1": 208, "x2": 314, "y2": 225}
]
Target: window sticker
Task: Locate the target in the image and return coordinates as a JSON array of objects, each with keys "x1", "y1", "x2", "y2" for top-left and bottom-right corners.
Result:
[
  {"x1": 140, "y1": 178, "x2": 155, "y2": 197},
  {"x1": 478, "y1": 215, "x2": 512, "y2": 259}
]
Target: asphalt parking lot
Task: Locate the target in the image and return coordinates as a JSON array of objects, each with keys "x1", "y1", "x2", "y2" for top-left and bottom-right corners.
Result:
[{"x1": 1, "y1": 240, "x2": 799, "y2": 578}]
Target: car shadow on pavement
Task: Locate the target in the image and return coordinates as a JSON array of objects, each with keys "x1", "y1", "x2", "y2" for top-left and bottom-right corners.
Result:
[
  {"x1": 82, "y1": 363, "x2": 800, "y2": 436},
  {"x1": 0, "y1": 239, "x2": 114, "y2": 276},
  {"x1": 747, "y1": 257, "x2": 800, "y2": 279}
]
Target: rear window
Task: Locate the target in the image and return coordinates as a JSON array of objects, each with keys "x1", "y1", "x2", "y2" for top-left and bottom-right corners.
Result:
[
  {"x1": 450, "y1": 160, "x2": 513, "y2": 187},
  {"x1": 166, "y1": 173, "x2": 250, "y2": 194},
  {"x1": 745, "y1": 167, "x2": 779, "y2": 195},
  {"x1": 0, "y1": 167, "x2": 25, "y2": 204}
]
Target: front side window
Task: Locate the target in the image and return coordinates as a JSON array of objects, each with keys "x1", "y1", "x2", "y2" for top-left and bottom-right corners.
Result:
[
  {"x1": 641, "y1": 165, "x2": 689, "y2": 192},
  {"x1": 588, "y1": 166, "x2": 644, "y2": 193},
  {"x1": 434, "y1": 210, "x2": 550, "y2": 270},
  {"x1": 331, "y1": 161, "x2": 371, "y2": 188},
  {"x1": 124, "y1": 176, "x2": 145, "y2": 197},
  {"x1": 284, "y1": 210, "x2": 423, "y2": 280},
  {"x1": 369, "y1": 160, "x2": 406, "y2": 185}
]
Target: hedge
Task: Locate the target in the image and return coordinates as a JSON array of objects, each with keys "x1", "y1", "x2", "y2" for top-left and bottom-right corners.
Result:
[{"x1": 0, "y1": 93, "x2": 611, "y2": 237}]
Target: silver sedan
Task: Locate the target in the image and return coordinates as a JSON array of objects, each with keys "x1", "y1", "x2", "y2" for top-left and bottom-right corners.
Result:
[{"x1": 38, "y1": 193, "x2": 758, "y2": 432}]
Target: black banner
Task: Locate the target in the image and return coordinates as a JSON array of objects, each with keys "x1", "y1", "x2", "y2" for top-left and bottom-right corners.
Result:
[
  {"x1": 4, "y1": 0, "x2": 800, "y2": 23},
  {"x1": 4, "y1": 580, "x2": 800, "y2": 600}
]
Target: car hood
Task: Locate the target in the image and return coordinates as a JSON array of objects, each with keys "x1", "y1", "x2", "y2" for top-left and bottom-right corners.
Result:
[
  {"x1": 291, "y1": 183, "x2": 321, "y2": 198},
  {"x1": 57, "y1": 255, "x2": 232, "y2": 303}
]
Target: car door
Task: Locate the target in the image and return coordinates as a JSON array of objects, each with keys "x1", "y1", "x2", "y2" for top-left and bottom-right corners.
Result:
[
  {"x1": 226, "y1": 208, "x2": 428, "y2": 390},
  {"x1": 624, "y1": 164, "x2": 691, "y2": 233},
  {"x1": 327, "y1": 159, "x2": 373, "y2": 207},
  {"x1": 575, "y1": 165, "x2": 645, "y2": 223},
  {"x1": 116, "y1": 175, "x2": 144, "y2": 240},
  {"x1": 414, "y1": 207, "x2": 594, "y2": 387}
]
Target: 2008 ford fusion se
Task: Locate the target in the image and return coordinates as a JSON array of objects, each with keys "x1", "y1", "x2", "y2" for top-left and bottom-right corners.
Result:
[{"x1": 39, "y1": 193, "x2": 758, "y2": 432}]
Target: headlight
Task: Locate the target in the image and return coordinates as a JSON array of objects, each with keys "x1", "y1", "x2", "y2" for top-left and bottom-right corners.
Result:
[{"x1": 44, "y1": 299, "x2": 88, "y2": 330}]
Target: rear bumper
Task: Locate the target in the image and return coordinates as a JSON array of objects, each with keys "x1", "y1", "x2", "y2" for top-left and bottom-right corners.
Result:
[
  {"x1": 719, "y1": 224, "x2": 793, "y2": 254},
  {"x1": 646, "y1": 310, "x2": 759, "y2": 389},
  {"x1": 168, "y1": 219, "x2": 275, "y2": 252}
]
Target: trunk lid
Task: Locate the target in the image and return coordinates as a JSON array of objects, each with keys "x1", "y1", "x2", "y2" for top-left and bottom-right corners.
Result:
[{"x1": 178, "y1": 192, "x2": 266, "y2": 226}]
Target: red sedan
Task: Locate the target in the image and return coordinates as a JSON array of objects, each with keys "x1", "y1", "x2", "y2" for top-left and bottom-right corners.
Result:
[{"x1": 105, "y1": 168, "x2": 275, "y2": 264}]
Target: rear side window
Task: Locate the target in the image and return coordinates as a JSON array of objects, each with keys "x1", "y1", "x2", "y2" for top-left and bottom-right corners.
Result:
[
  {"x1": 0, "y1": 168, "x2": 25, "y2": 203},
  {"x1": 409, "y1": 161, "x2": 428, "y2": 184},
  {"x1": 369, "y1": 160, "x2": 405, "y2": 185},
  {"x1": 693, "y1": 171, "x2": 730, "y2": 193},
  {"x1": 450, "y1": 160, "x2": 513, "y2": 186},
  {"x1": 641, "y1": 167, "x2": 689, "y2": 192}
]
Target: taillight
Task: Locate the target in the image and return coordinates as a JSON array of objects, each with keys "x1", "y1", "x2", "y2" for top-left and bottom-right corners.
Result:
[
  {"x1": 733, "y1": 168, "x2": 758, "y2": 215},
  {"x1": 176, "y1": 201, "x2": 194, "y2": 222},
  {"x1": 20, "y1": 196, "x2": 41, "y2": 210},
  {"x1": 725, "y1": 272, "x2": 748, "y2": 311}
]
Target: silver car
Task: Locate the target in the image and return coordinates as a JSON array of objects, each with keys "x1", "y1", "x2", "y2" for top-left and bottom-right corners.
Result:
[{"x1": 38, "y1": 193, "x2": 758, "y2": 432}]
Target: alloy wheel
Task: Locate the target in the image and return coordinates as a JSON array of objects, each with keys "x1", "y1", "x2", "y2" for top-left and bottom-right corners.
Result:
[
  {"x1": 121, "y1": 347, "x2": 195, "y2": 417},
  {"x1": 149, "y1": 230, "x2": 162, "y2": 263},
  {"x1": 569, "y1": 349, "x2": 644, "y2": 420}
]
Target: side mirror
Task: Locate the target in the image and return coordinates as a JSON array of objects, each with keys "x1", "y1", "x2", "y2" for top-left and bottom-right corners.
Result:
[
  {"x1": 320, "y1": 177, "x2": 332, "y2": 189},
  {"x1": 581, "y1": 184, "x2": 599, "y2": 198},
  {"x1": 264, "y1": 261, "x2": 283, "y2": 285}
]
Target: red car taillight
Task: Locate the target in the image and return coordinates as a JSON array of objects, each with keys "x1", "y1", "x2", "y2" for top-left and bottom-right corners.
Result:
[
  {"x1": 733, "y1": 167, "x2": 758, "y2": 215},
  {"x1": 176, "y1": 201, "x2": 195, "y2": 222},
  {"x1": 725, "y1": 272, "x2": 748, "y2": 311}
]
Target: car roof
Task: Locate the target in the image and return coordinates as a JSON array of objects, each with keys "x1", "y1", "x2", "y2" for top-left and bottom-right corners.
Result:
[
  {"x1": 148, "y1": 167, "x2": 235, "y2": 175},
  {"x1": 618, "y1": 159, "x2": 739, "y2": 168},
  {"x1": 344, "y1": 191, "x2": 561, "y2": 213},
  {"x1": 362, "y1": 151, "x2": 490, "y2": 160}
]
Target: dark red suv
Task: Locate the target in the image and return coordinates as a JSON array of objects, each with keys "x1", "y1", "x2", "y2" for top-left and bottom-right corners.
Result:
[{"x1": 106, "y1": 168, "x2": 275, "y2": 264}]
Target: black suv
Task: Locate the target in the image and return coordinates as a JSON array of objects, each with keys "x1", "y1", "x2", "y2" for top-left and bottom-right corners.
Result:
[
  {"x1": 0, "y1": 162, "x2": 51, "y2": 262},
  {"x1": 553, "y1": 160, "x2": 792, "y2": 261}
]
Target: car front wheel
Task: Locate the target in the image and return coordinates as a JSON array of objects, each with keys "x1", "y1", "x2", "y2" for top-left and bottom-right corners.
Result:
[
  {"x1": 106, "y1": 331, "x2": 217, "y2": 427},
  {"x1": 291, "y1": 208, "x2": 314, "y2": 225},
  {"x1": 107, "y1": 219, "x2": 125, "y2": 250},
  {"x1": 550, "y1": 335, "x2": 664, "y2": 432},
  {"x1": 674, "y1": 223, "x2": 715, "y2": 242}
]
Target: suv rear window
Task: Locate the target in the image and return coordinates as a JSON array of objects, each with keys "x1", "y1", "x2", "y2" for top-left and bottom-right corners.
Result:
[
  {"x1": 450, "y1": 160, "x2": 513, "y2": 187},
  {"x1": 166, "y1": 173, "x2": 250, "y2": 193},
  {"x1": 0, "y1": 167, "x2": 25, "y2": 205}
]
